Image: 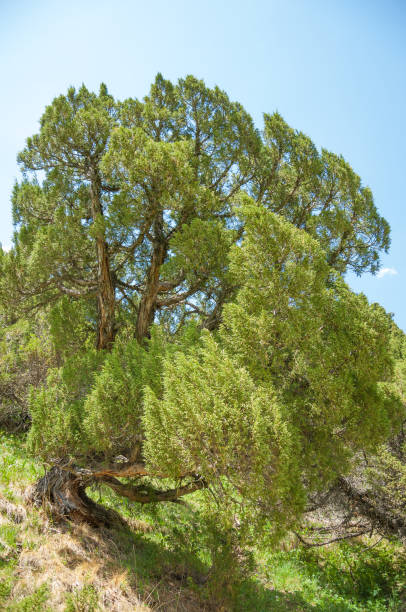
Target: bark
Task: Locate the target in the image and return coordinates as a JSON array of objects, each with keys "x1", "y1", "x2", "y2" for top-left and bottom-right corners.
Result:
[
  {"x1": 135, "y1": 231, "x2": 167, "y2": 344},
  {"x1": 90, "y1": 170, "x2": 116, "y2": 350},
  {"x1": 29, "y1": 462, "x2": 126, "y2": 528},
  {"x1": 95, "y1": 235, "x2": 116, "y2": 351}
]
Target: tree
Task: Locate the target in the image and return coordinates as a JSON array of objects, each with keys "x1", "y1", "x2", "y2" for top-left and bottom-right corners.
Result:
[
  {"x1": 6, "y1": 76, "x2": 259, "y2": 348},
  {"x1": 0, "y1": 76, "x2": 399, "y2": 541},
  {"x1": 11, "y1": 84, "x2": 117, "y2": 349}
]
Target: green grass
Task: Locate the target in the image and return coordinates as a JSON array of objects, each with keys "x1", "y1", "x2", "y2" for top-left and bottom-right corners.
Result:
[
  {"x1": 249, "y1": 545, "x2": 406, "y2": 611},
  {"x1": 0, "y1": 431, "x2": 405, "y2": 611},
  {"x1": 64, "y1": 584, "x2": 99, "y2": 612},
  {"x1": 88, "y1": 478, "x2": 406, "y2": 610},
  {"x1": 0, "y1": 432, "x2": 44, "y2": 487},
  {"x1": 7, "y1": 583, "x2": 50, "y2": 612}
]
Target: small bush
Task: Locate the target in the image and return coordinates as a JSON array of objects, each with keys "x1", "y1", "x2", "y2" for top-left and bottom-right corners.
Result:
[
  {"x1": 64, "y1": 584, "x2": 99, "y2": 612},
  {"x1": 10, "y1": 583, "x2": 49, "y2": 611}
]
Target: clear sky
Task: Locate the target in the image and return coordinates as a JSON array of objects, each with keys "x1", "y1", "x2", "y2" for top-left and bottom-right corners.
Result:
[{"x1": 1, "y1": 0, "x2": 405, "y2": 329}]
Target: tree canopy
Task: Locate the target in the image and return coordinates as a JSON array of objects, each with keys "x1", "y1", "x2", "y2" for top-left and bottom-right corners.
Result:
[{"x1": 2, "y1": 75, "x2": 389, "y2": 349}]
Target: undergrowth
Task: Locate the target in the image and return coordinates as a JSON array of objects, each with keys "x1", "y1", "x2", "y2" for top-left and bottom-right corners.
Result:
[{"x1": 0, "y1": 431, "x2": 405, "y2": 611}]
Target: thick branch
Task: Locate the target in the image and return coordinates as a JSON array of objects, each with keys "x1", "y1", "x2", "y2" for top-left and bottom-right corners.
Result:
[
  {"x1": 156, "y1": 281, "x2": 203, "y2": 308},
  {"x1": 99, "y1": 475, "x2": 206, "y2": 503}
]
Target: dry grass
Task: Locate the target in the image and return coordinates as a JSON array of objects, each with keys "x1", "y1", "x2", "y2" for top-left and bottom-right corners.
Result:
[
  {"x1": 0, "y1": 489, "x2": 210, "y2": 611},
  {"x1": 0, "y1": 433, "x2": 212, "y2": 611}
]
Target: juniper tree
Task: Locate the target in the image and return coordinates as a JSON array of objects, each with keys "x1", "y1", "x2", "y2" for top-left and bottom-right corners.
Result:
[{"x1": 0, "y1": 76, "x2": 399, "y2": 536}]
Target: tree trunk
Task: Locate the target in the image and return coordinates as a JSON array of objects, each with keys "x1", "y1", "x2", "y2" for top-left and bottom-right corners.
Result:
[
  {"x1": 90, "y1": 171, "x2": 116, "y2": 350},
  {"x1": 29, "y1": 462, "x2": 126, "y2": 528},
  {"x1": 95, "y1": 234, "x2": 116, "y2": 350},
  {"x1": 135, "y1": 235, "x2": 167, "y2": 344}
]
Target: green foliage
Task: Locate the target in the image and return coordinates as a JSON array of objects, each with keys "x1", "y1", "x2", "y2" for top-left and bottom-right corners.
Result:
[
  {"x1": 27, "y1": 349, "x2": 105, "y2": 460},
  {"x1": 259, "y1": 112, "x2": 390, "y2": 275},
  {"x1": 48, "y1": 297, "x2": 96, "y2": 357},
  {"x1": 0, "y1": 577, "x2": 13, "y2": 604},
  {"x1": 8, "y1": 583, "x2": 50, "y2": 612},
  {"x1": 144, "y1": 334, "x2": 303, "y2": 537},
  {"x1": 0, "y1": 432, "x2": 43, "y2": 486},
  {"x1": 25, "y1": 323, "x2": 204, "y2": 462},
  {"x1": 352, "y1": 322, "x2": 406, "y2": 537},
  {"x1": 0, "y1": 432, "x2": 405, "y2": 612},
  {"x1": 163, "y1": 218, "x2": 236, "y2": 286},
  {"x1": 143, "y1": 203, "x2": 400, "y2": 544},
  {"x1": 0, "y1": 525, "x2": 19, "y2": 549},
  {"x1": 0, "y1": 317, "x2": 54, "y2": 430},
  {"x1": 64, "y1": 585, "x2": 99, "y2": 612},
  {"x1": 255, "y1": 544, "x2": 405, "y2": 612},
  {"x1": 2, "y1": 73, "x2": 390, "y2": 350},
  {"x1": 297, "y1": 541, "x2": 406, "y2": 608},
  {"x1": 1, "y1": 75, "x2": 404, "y2": 600},
  {"x1": 223, "y1": 203, "x2": 400, "y2": 481},
  {"x1": 83, "y1": 329, "x2": 166, "y2": 459}
]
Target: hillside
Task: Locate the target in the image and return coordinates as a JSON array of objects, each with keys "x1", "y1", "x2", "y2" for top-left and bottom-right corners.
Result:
[{"x1": 1, "y1": 433, "x2": 405, "y2": 611}]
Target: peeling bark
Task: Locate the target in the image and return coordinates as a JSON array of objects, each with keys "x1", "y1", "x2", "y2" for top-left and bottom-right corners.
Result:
[{"x1": 29, "y1": 463, "x2": 126, "y2": 528}]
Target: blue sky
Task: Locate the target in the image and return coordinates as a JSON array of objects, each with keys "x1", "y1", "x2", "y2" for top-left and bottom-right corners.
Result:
[{"x1": 1, "y1": 0, "x2": 405, "y2": 328}]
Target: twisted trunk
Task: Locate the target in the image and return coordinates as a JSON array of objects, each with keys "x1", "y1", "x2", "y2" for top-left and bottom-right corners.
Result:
[
  {"x1": 29, "y1": 462, "x2": 126, "y2": 527},
  {"x1": 29, "y1": 460, "x2": 206, "y2": 527}
]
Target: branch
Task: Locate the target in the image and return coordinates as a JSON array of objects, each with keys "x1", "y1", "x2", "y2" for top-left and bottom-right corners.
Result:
[
  {"x1": 157, "y1": 273, "x2": 186, "y2": 294},
  {"x1": 293, "y1": 529, "x2": 370, "y2": 548},
  {"x1": 55, "y1": 283, "x2": 96, "y2": 298},
  {"x1": 99, "y1": 475, "x2": 206, "y2": 504},
  {"x1": 156, "y1": 281, "x2": 203, "y2": 308},
  {"x1": 101, "y1": 183, "x2": 120, "y2": 193},
  {"x1": 69, "y1": 461, "x2": 195, "y2": 482},
  {"x1": 337, "y1": 477, "x2": 406, "y2": 542}
]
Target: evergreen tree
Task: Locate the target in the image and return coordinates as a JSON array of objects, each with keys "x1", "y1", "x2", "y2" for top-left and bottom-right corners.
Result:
[{"x1": 0, "y1": 76, "x2": 399, "y2": 542}]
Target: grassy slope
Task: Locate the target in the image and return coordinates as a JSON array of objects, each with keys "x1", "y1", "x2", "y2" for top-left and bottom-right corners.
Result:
[{"x1": 0, "y1": 432, "x2": 405, "y2": 611}]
